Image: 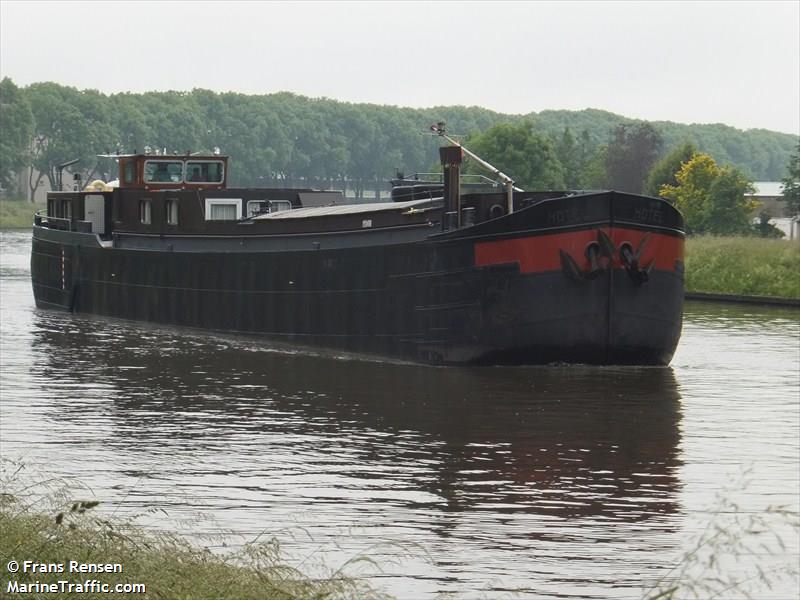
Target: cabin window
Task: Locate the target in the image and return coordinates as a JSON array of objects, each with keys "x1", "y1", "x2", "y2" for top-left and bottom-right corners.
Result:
[
  {"x1": 50, "y1": 199, "x2": 72, "y2": 219},
  {"x1": 247, "y1": 200, "x2": 269, "y2": 217},
  {"x1": 269, "y1": 200, "x2": 292, "y2": 213},
  {"x1": 186, "y1": 161, "x2": 224, "y2": 183},
  {"x1": 205, "y1": 198, "x2": 241, "y2": 221},
  {"x1": 139, "y1": 199, "x2": 152, "y2": 224},
  {"x1": 123, "y1": 161, "x2": 136, "y2": 184},
  {"x1": 166, "y1": 199, "x2": 179, "y2": 225},
  {"x1": 143, "y1": 160, "x2": 183, "y2": 184},
  {"x1": 246, "y1": 199, "x2": 291, "y2": 217}
]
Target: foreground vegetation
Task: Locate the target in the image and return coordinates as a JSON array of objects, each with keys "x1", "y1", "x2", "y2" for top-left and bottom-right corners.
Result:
[
  {"x1": 0, "y1": 198, "x2": 40, "y2": 229},
  {"x1": 685, "y1": 236, "x2": 800, "y2": 299},
  {"x1": 641, "y1": 471, "x2": 799, "y2": 600},
  {"x1": 0, "y1": 464, "x2": 390, "y2": 600}
]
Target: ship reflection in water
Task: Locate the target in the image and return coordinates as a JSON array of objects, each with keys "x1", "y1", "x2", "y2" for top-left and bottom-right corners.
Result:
[{"x1": 25, "y1": 313, "x2": 683, "y2": 596}]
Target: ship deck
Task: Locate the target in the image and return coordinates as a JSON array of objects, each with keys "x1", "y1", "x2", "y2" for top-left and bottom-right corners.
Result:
[{"x1": 251, "y1": 198, "x2": 440, "y2": 220}]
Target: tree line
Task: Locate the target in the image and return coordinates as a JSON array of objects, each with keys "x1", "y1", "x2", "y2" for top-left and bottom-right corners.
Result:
[{"x1": 0, "y1": 77, "x2": 797, "y2": 212}]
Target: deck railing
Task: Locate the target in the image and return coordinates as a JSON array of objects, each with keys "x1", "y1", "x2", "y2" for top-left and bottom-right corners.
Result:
[{"x1": 34, "y1": 211, "x2": 92, "y2": 233}]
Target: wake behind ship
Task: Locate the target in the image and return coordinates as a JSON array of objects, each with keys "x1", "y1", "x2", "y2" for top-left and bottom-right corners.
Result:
[{"x1": 31, "y1": 127, "x2": 685, "y2": 365}]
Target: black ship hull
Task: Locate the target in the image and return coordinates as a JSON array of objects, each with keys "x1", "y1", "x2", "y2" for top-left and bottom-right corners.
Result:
[{"x1": 31, "y1": 191, "x2": 684, "y2": 365}]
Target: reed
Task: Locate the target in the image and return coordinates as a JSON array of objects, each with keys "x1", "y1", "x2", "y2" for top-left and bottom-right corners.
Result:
[
  {"x1": 641, "y1": 470, "x2": 800, "y2": 599},
  {"x1": 0, "y1": 198, "x2": 39, "y2": 229},
  {"x1": 685, "y1": 236, "x2": 800, "y2": 299},
  {"x1": 0, "y1": 461, "x2": 392, "y2": 600}
]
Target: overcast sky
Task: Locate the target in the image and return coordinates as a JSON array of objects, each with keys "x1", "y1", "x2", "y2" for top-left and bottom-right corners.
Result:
[{"x1": 1, "y1": 1, "x2": 798, "y2": 134}]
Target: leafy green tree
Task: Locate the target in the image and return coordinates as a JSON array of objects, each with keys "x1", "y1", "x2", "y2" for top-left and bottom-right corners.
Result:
[
  {"x1": 555, "y1": 127, "x2": 581, "y2": 188},
  {"x1": 25, "y1": 83, "x2": 116, "y2": 200},
  {"x1": 137, "y1": 91, "x2": 206, "y2": 155},
  {"x1": 644, "y1": 141, "x2": 697, "y2": 197},
  {"x1": 107, "y1": 93, "x2": 155, "y2": 154},
  {"x1": 779, "y1": 141, "x2": 800, "y2": 217},
  {"x1": 210, "y1": 92, "x2": 293, "y2": 187},
  {"x1": 0, "y1": 78, "x2": 34, "y2": 196},
  {"x1": 605, "y1": 122, "x2": 663, "y2": 193},
  {"x1": 464, "y1": 121, "x2": 565, "y2": 190},
  {"x1": 581, "y1": 145, "x2": 609, "y2": 189},
  {"x1": 753, "y1": 210, "x2": 785, "y2": 238},
  {"x1": 705, "y1": 167, "x2": 759, "y2": 234},
  {"x1": 574, "y1": 129, "x2": 596, "y2": 188},
  {"x1": 551, "y1": 128, "x2": 604, "y2": 189},
  {"x1": 531, "y1": 109, "x2": 796, "y2": 180},
  {"x1": 660, "y1": 153, "x2": 756, "y2": 234}
]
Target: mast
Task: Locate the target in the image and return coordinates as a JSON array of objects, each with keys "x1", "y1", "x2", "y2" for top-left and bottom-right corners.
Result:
[{"x1": 430, "y1": 122, "x2": 519, "y2": 215}]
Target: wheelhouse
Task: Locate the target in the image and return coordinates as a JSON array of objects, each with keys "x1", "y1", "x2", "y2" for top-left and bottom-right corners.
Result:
[{"x1": 119, "y1": 153, "x2": 228, "y2": 190}]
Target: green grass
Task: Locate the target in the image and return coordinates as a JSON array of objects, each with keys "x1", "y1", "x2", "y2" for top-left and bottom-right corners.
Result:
[
  {"x1": 685, "y1": 236, "x2": 800, "y2": 299},
  {"x1": 0, "y1": 462, "x2": 392, "y2": 600},
  {"x1": 0, "y1": 198, "x2": 40, "y2": 229}
]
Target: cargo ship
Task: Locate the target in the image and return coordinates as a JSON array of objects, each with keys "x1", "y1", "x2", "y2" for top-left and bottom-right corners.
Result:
[{"x1": 31, "y1": 124, "x2": 685, "y2": 365}]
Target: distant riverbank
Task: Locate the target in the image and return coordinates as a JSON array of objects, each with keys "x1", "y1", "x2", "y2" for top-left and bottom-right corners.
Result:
[{"x1": 0, "y1": 198, "x2": 39, "y2": 229}]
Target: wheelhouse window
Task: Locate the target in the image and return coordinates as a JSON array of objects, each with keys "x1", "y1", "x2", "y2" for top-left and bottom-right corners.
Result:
[
  {"x1": 123, "y1": 161, "x2": 136, "y2": 184},
  {"x1": 166, "y1": 199, "x2": 179, "y2": 225},
  {"x1": 139, "y1": 199, "x2": 152, "y2": 224},
  {"x1": 186, "y1": 161, "x2": 224, "y2": 184},
  {"x1": 143, "y1": 160, "x2": 183, "y2": 184},
  {"x1": 205, "y1": 198, "x2": 241, "y2": 221}
]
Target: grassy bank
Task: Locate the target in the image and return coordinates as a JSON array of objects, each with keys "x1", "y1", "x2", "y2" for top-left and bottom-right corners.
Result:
[
  {"x1": 0, "y1": 198, "x2": 40, "y2": 229},
  {"x1": 0, "y1": 468, "x2": 390, "y2": 599},
  {"x1": 685, "y1": 236, "x2": 800, "y2": 299}
]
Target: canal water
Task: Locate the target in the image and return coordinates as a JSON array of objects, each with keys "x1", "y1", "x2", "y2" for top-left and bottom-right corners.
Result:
[{"x1": 1, "y1": 229, "x2": 798, "y2": 599}]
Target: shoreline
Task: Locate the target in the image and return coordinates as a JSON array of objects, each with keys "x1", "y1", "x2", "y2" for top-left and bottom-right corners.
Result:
[
  {"x1": 0, "y1": 454, "x2": 391, "y2": 600},
  {"x1": 685, "y1": 291, "x2": 800, "y2": 308}
]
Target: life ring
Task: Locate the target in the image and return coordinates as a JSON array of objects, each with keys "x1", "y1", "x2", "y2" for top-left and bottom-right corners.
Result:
[
  {"x1": 84, "y1": 179, "x2": 107, "y2": 191},
  {"x1": 489, "y1": 204, "x2": 505, "y2": 220}
]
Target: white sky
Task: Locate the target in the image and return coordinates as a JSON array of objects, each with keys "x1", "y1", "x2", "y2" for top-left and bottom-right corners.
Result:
[{"x1": 1, "y1": 0, "x2": 798, "y2": 134}]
